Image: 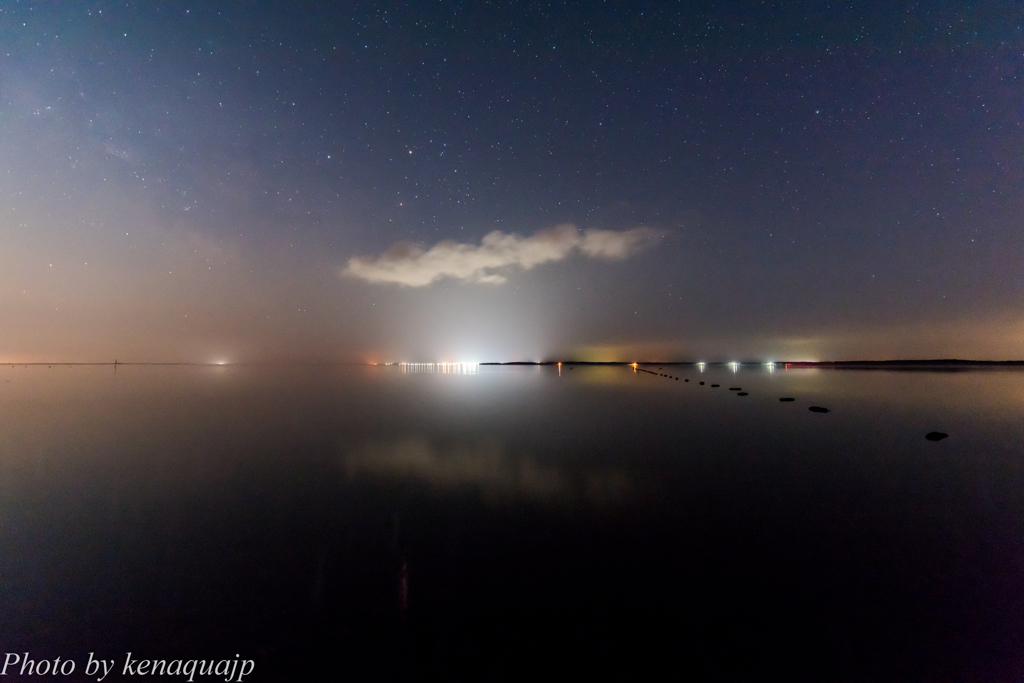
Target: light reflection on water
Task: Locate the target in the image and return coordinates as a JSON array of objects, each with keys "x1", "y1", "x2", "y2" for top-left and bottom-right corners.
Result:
[
  {"x1": 0, "y1": 363, "x2": 1023, "y2": 679},
  {"x1": 397, "y1": 362, "x2": 479, "y2": 374}
]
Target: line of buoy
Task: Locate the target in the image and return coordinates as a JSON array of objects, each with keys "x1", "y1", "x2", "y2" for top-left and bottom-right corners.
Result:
[{"x1": 633, "y1": 366, "x2": 948, "y2": 442}]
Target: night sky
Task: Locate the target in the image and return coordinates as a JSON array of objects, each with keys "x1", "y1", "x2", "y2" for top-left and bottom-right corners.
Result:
[{"x1": 1, "y1": 1, "x2": 1021, "y2": 363}]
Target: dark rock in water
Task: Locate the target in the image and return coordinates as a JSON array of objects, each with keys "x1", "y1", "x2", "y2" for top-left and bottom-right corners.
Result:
[
  {"x1": 737, "y1": 392, "x2": 748, "y2": 396},
  {"x1": 685, "y1": 379, "x2": 689, "y2": 382},
  {"x1": 925, "y1": 431, "x2": 949, "y2": 441},
  {"x1": 675, "y1": 378, "x2": 679, "y2": 380},
  {"x1": 711, "y1": 384, "x2": 720, "y2": 388},
  {"x1": 779, "y1": 397, "x2": 795, "y2": 402},
  {"x1": 808, "y1": 406, "x2": 830, "y2": 413},
  {"x1": 699, "y1": 381, "x2": 704, "y2": 385},
  {"x1": 729, "y1": 387, "x2": 741, "y2": 391}
]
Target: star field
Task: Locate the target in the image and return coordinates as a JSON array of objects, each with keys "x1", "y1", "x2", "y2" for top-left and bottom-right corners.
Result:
[{"x1": 1, "y1": 1, "x2": 1021, "y2": 362}]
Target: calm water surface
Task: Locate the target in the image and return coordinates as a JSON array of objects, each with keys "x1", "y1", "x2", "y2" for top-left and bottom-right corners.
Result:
[{"x1": 1, "y1": 363, "x2": 1022, "y2": 680}]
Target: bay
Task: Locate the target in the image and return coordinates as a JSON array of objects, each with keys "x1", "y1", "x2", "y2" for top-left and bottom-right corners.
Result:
[{"x1": 1, "y1": 363, "x2": 1022, "y2": 680}]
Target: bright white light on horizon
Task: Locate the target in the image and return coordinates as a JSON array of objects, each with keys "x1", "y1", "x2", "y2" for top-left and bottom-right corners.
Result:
[{"x1": 398, "y1": 362, "x2": 479, "y2": 375}]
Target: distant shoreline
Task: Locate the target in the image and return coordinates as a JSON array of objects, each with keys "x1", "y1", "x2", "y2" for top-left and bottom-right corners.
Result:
[
  {"x1": 775, "y1": 360, "x2": 1024, "y2": 367},
  {"x1": 4, "y1": 360, "x2": 1022, "y2": 368},
  {"x1": 481, "y1": 360, "x2": 1024, "y2": 367},
  {"x1": 3, "y1": 362, "x2": 220, "y2": 366}
]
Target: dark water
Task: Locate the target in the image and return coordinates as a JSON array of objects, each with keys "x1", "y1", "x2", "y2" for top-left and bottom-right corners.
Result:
[{"x1": 1, "y1": 363, "x2": 1022, "y2": 681}]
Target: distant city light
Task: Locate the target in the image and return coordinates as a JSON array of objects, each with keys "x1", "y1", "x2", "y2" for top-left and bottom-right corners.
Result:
[{"x1": 397, "y1": 362, "x2": 479, "y2": 375}]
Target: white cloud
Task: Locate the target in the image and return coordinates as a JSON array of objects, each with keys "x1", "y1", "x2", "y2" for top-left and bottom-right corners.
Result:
[{"x1": 342, "y1": 223, "x2": 658, "y2": 286}]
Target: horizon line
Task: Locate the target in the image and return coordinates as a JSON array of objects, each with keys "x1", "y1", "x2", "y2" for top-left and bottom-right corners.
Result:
[{"x1": 5, "y1": 359, "x2": 1023, "y2": 367}]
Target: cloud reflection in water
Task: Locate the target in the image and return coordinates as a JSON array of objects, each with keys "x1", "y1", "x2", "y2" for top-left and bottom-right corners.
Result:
[{"x1": 342, "y1": 437, "x2": 629, "y2": 504}]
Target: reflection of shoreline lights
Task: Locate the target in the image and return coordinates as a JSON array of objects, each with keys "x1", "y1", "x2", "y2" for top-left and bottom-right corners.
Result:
[
  {"x1": 398, "y1": 362, "x2": 479, "y2": 375},
  {"x1": 766, "y1": 361, "x2": 775, "y2": 373},
  {"x1": 697, "y1": 362, "x2": 705, "y2": 373},
  {"x1": 730, "y1": 362, "x2": 739, "y2": 373}
]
